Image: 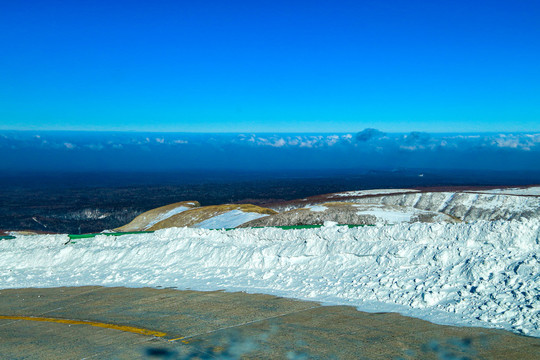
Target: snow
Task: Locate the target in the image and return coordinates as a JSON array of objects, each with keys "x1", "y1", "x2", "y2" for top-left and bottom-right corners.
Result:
[
  {"x1": 333, "y1": 189, "x2": 419, "y2": 197},
  {"x1": 465, "y1": 187, "x2": 540, "y2": 196},
  {"x1": 1, "y1": 220, "x2": 539, "y2": 337},
  {"x1": 356, "y1": 208, "x2": 412, "y2": 223},
  {"x1": 307, "y1": 205, "x2": 328, "y2": 212},
  {"x1": 354, "y1": 205, "x2": 450, "y2": 224},
  {"x1": 195, "y1": 210, "x2": 268, "y2": 229},
  {"x1": 144, "y1": 206, "x2": 190, "y2": 230}
]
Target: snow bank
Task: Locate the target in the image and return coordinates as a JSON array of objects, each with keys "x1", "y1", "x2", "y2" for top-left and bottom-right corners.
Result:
[
  {"x1": 1, "y1": 220, "x2": 539, "y2": 337},
  {"x1": 194, "y1": 210, "x2": 268, "y2": 229}
]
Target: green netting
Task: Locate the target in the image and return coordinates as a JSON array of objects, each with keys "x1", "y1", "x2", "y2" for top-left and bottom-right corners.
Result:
[
  {"x1": 67, "y1": 224, "x2": 371, "y2": 239},
  {"x1": 0, "y1": 235, "x2": 16, "y2": 240},
  {"x1": 68, "y1": 231, "x2": 154, "y2": 240}
]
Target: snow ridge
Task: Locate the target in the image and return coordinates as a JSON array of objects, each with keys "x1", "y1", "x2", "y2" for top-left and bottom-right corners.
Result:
[{"x1": 1, "y1": 220, "x2": 539, "y2": 337}]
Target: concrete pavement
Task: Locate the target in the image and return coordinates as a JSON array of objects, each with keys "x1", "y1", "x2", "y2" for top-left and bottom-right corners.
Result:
[{"x1": 0, "y1": 286, "x2": 538, "y2": 359}]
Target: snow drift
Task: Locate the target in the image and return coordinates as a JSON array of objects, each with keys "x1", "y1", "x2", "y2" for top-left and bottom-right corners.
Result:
[{"x1": 1, "y1": 220, "x2": 539, "y2": 337}]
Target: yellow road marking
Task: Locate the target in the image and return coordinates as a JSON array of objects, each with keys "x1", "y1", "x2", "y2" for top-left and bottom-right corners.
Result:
[
  {"x1": 0, "y1": 315, "x2": 167, "y2": 337},
  {"x1": 168, "y1": 336, "x2": 190, "y2": 343},
  {"x1": 168, "y1": 336, "x2": 185, "y2": 342}
]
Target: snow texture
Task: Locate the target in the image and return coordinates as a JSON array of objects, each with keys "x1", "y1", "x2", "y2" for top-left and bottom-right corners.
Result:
[
  {"x1": 1, "y1": 220, "x2": 539, "y2": 337},
  {"x1": 194, "y1": 210, "x2": 268, "y2": 229}
]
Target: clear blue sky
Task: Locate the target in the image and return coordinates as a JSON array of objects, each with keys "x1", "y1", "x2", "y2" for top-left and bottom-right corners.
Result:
[{"x1": 1, "y1": 0, "x2": 539, "y2": 132}]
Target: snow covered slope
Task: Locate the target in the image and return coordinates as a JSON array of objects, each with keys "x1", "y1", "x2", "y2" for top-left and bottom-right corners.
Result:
[
  {"x1": 194, "y1": 209, "x2": 269, "y2": 229},
  {"x1": 242, "y1": 202, "x2": 457, "y2": 227},
  {"x1": 115, "y1": 186, "x2": 539, "y2": 230},
  {"x1": 271, "y1": 186, "x2": 540, "y2": 223},
  {"x1": 1, "y1": 220, "x2": 539, "y2": 337},
  {"x1": 344, "y1": 191, "x2": 540, "y2": 222}
]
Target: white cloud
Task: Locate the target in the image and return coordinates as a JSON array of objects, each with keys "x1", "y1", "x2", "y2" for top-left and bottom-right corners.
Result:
[
  {"x1": 270, "y1": 138, "x2": 286, "y2": 147},
  {"x1": 490, "y1": 134, "x2": 539, "y2": 151},
  {"x1": 325, "y1": 135, "x2": 340, "y2": 146}
]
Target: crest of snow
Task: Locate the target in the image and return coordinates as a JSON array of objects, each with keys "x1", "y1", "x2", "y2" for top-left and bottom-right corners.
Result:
[
  {"x1": 1, "y1": 220, "x2": 539, "y2": 337},
  {"x1": 465, "y1": 187, "x2": 540, "y2": 196},
  {"x1": 307, "y1": 205, "x2": 328, "y2": 212},
  {"x1": 333, "y1": 189, "x2": 419, "y2": 197},
  {"x1": 144, "y1": 206, "x2": 190, "y2": 230},
  {"x1": 195, "y1": 210, "x2": 268, "y2": 229}
]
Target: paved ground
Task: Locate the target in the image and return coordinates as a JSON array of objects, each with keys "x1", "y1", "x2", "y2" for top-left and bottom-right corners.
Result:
[{"x1": 0, "y1": 287, "x2": 538, "y2": 359}]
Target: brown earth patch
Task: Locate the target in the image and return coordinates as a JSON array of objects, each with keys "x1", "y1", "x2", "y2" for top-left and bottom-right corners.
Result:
[
  {"x1": 147, "y1": 204, "x2": 277, "y2": 230},
  {"x1": 116, "y1": 201, "x2": 200, "y2": 232}
]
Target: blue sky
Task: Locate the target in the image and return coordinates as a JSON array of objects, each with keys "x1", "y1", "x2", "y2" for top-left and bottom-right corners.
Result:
[{"x1": 1, "y1": 0, "x2": 539, "y2": 132}]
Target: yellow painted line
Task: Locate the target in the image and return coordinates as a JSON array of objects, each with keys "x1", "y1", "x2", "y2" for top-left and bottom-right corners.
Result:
[
  {"x1": 168, "y1": 336, "x2": 191, "y2": 344},
  {"x1": 168, "y1": 336, "x2": 185, "y2": 342},
  {"x1": 0, "y1": 315, "x2": 167, "y2": 338}
]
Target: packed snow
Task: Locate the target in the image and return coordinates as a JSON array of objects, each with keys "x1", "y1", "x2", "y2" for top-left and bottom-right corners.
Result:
[
  {"x1": 194, "y1": 210, "x2": 268, "y2": 229},
  {"x1": 144, "y1": 206, "x2": 190, "y2": 230},
  {"x1": 1, "y1": 220, "x2": 539, "y2": 337},
  {"x1": 333, "y1": 189, "x2": 419, "y2": 197}
]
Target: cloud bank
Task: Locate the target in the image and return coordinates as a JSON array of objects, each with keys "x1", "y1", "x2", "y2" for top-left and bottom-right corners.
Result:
[{"x1": 1, "y1": 130, "x2": 539, "y2": 172}]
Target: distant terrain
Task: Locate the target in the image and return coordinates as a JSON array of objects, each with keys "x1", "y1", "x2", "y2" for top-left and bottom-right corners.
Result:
[
  {"x1": 113, "y1": 186, "x2": 540, "y2": 232},
  {"x1": 2, "y1": 169, "x2": 539, "y2": 234}
]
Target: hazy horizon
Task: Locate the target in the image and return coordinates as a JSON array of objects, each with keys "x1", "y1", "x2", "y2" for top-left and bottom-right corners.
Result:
[{"x1": 2, "y1": 129, "x2": 540, "y2": 174}]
